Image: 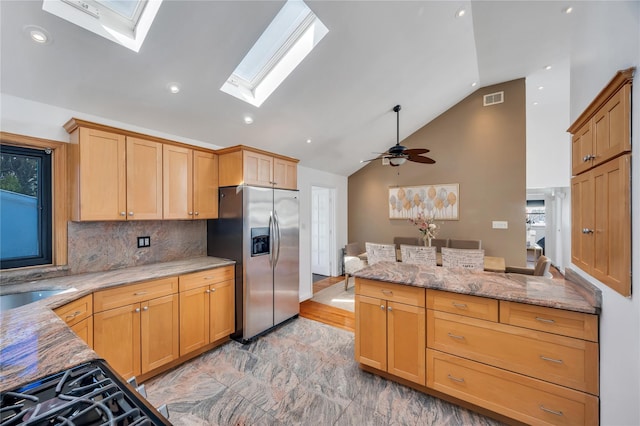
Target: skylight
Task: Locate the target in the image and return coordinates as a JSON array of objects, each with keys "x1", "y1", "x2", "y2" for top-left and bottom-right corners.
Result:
[
  {"x1": 220, "y1": 0, "x2": 328, "y2": 107},
  {"x1": 42, "y1": 0, "x2": 162, "y2": 52}
]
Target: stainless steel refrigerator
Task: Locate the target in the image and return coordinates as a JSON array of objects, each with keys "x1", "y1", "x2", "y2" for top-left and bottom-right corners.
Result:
[{"x1": 207, "y1": 185, "x2": 299, "y2": 343}]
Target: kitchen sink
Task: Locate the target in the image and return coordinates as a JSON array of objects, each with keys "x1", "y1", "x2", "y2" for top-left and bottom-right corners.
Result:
[{"x1": 0, "y1": 289, "x2": 70, "y2": 311}]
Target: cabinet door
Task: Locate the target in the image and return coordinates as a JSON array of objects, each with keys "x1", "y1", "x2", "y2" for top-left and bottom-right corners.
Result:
[
  {"x1": 210, "y1": 280, "x2": 235, "y2": 342},
  {"x1": 76, "y1": 127, "x2": 126, "y2": 221},
  {"x1": 273, "y1": 158, "x2": 297, "y2": 189},
  {"x1": 179, "y1": 286, "x2": 210, "y2": 356},
  {"x1": 593, "y1": 83, "x2": 631, "y2": 167},
  {"x1": 163, "y1": 145, "x2": 193, "y2": 219},
  {"x1": 126, "y1": 137, "x2": 163, "y2": 220},
  {"x1": 387, "y1": 301, "x2": 425, "y2": 385},
  {"x1": 591, "y1": 155, "x2": 631, "y2": 296},
  {"x1": 94, "y1": 303, "x2": 141, "y2": 379},
  {"x1": 243, "y1": 150, "x2": 273, "y2": 187},
  {"x1": 141, "y1": 294, "x2": 179, "y2": 374},
  {"x1": 571, "y1": 122, "x2": 593, "y2": 176},
  {"x1": 193, "y1": 150, "x2": 218, "y2": 219},
  {"x1": 571, "y1": 173, "x2": 593, "y2": 272},
  {"x1": 355, "y1": 295, "x2": 387, "y2": 371},
  {"x1": 70, "y1": 316, "x2": 93, "y2": 348}
]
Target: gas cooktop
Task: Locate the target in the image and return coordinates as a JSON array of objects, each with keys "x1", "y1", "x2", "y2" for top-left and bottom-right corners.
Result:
[{"x1": 0, "y1": 360, "x2": 171, "y2": 425}]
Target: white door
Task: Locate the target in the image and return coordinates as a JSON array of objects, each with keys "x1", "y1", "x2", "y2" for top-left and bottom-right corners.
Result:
[{"x1": 311, "y1": 186, "x2": 332, "y2": 276}]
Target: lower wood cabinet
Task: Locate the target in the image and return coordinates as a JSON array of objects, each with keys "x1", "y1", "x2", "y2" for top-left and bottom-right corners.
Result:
[
  {"x1": 355, "y1": 278, "x2": 425, "y2": 385},
  {"x1": 54, "y1": 294, "x2": 93, "y2": 348},
  {"x1": 179, "y1": 267, "x2": 235, "y2": 356},
  {"x1": 93, "y1": 278, "x2": 179, "y2": 378}
]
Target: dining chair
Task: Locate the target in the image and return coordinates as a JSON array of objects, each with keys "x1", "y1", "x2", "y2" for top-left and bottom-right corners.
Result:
[
  {"x1": 430, "y1": 238, "x2": 449, "y2": 253},
  {"x1": 365, "y1": 242, "x2": 397, "y2": 265},
  {"x1": 400, "y1": 245, "x2": 437, "y2": 266},
  {"x1": 449, "y1": 239, "x2": 482, "y2": 250},
  {"x1": 441, "y1": 247, "x2": 484, "y2": 270},
  {"x1": 393, "y1": 236, "x2": 421, "y2": 249},
  {"x1": 505, "y1": 255, "x2": 552, "y2": 278},
  {"x1": 343, "y1": 242, "x2": 367, "y2": 290}
]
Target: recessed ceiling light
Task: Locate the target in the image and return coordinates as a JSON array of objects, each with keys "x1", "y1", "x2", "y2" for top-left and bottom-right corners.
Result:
[
  {"x1": 533, "y1": 102, "x2": 539, "y2": 106},
  {"x1": 306, "y1": 139, "x2": 312, "y2": 144},
  {"x1": 538, "y1": 86, "x2": 544, "y2": 90},
  {"x1": 563, "y1": 6, "x2": 573, "y2": 14},
  {"x1": 544, "y1": 65, "x2": 552, "y2": 70},
  {"x1": 24, "y1": 25, "x2": 51, "y2": 44},
  {"x1": 471, "y1": 82, "x2": 477, "y2": 87},
  {"x1": 167, "y1": 83, "x2": 180, "y2": 94},
  {"x1": 244, "y1": 116, "x2": 254, "y2": 125},
  {"x1": 455, "y1": 8, "x2": 466, "y2": 18}
]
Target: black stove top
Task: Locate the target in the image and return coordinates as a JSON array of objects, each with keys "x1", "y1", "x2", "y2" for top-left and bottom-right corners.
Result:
[{"x1": 0, "y1": 360, "x2": 171, "y2": 425}]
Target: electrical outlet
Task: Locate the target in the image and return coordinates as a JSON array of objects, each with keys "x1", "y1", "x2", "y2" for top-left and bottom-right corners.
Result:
[
  {"x1": 492, "y1": 221, "x2": 508, "y2": 229},
  {"x1": 137, "y1": 236, "x2": 151, "y2": 248}
]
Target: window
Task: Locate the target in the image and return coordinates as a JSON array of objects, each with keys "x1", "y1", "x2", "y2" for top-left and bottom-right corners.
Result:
[
  {"x1": 220, "y1": 0, "x2": 329, "y2": 107},
  {"x1": 526, "y1": 199, "x2": 545, "y2": 226},
  {"x1": 42, "y1": 0, "x2": 163, "y2": 52},
  {"x1": 0, "y1": 145, "x2": 53, "y2": 269}
]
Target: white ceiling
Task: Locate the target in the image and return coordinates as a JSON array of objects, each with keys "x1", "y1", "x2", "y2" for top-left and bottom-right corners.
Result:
[{"x1": 0, "y1": 0, "x2": 574, "y2": 176}]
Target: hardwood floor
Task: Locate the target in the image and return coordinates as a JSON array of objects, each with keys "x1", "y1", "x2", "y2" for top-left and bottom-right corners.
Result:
[{"x1": 300, "y1": 275, "x2": 355, "y2": 332}]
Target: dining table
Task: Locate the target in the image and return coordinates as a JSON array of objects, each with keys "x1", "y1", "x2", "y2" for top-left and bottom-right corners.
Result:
[{"x1": 357, "y1": 250, "x2": 506, "y2": 273}]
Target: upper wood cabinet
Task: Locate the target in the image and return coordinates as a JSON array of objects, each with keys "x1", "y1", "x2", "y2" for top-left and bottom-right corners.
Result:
[
  {"x1": 568, "y1": 68, "x2": 633, "y2": 297},
  {"x1": 163, "y1": 146, "x2": 218, "y2": 219},
  {"x1": 65, "y1": 119, "x2": 218, "y2": 221},
  {"x1": 218, "y1": 145, "x2": 298, "y2": 190},
  {"x1": 67, "y1": 127, "x2": 127, "y2": 221},
  {"x1": 568, "y1": 68, "x2": 633, "y2": 176}
]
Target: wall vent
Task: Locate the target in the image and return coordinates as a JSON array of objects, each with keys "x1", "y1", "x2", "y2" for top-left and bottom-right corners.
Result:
[{"x1": 483, "y1": 91, "x2": 504, "y2": 106}]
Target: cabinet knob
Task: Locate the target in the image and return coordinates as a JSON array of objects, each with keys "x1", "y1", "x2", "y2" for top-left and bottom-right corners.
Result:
[
  {"x1": 129, "y1": 211, "x2": 134, "y2": 216},
  {"x1": 380, "y1": 305, "x2": 385, "y2": 310},
  {"x1": 142, "y1": 306, "x2": 148, "y2": 311},
  {"x1": 582, "y1": 228, "x2": 594, "y2": 234},
  {"x1": 120, "y1": 212, "x2": 126, "y2": 216},
  {"x1": 583, "y1": 154, "x2": 595, "y2": 162},
  {"x1": 205, "y1": 289, "x2": 211, "y2": 294},
  {"x1": 387, "y1": 306, "x2": 392, "y2": 312},
  {"x1": 211, "y1": 288, "x2": 216, "y2": 292},
  {"x1": 189, "y1": 211, "x2": 193, "y2": 215},
  {"x1": 134, "y1": 308, "x2": 141, "y2": 313},
  {"x1": 194, "y1": 211, "x2": 199, "y2": 216}
]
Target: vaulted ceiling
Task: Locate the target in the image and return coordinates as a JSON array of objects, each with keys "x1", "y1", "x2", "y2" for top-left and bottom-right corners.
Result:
[{"x1": 1, "y1": 1, "x2": 574, "y2": 176}]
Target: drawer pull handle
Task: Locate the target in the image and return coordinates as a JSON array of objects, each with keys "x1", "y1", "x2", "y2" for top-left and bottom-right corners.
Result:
[
  {"x1": 65, "y1": 311, "x2": 81, "y2": 319},
  {"x1": 447, "y1": 332, "x2": 465, "y2": 340},
  {"x1": 539, "y1": 405, "x2": 564, "y2": 416},
  {"x1": 535, "y1": 317, "x2": 556, "y2": 324},
  {"x1": 447, "y1": 374, "x2": 465, "y2": 383},
  {"x1": 381, "y1": 289, "x2": 393, "y2": 295},
  {"x1": 134, "y1": 291, "x2": 148, "y2": 296},
  {"x1": 451, "y1": 302, "x2": 468, "y2": 309},
  {"x1": 540, "y1": 355, "x2": 563, "y2": 364}
]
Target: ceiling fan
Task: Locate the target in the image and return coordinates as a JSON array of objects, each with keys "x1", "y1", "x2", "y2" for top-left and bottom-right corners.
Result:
[{"x1": 366, "y1": 105, "x2": 436, "y2": 167}]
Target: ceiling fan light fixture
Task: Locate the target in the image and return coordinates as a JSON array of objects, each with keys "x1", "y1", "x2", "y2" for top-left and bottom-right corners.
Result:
[{"x1": 389, "y1": 157, "x2": 407, "y2": 166}]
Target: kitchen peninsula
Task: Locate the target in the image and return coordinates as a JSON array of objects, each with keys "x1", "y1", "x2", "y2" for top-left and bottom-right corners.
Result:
[{"x1": 353, "y1": 262, "x2": 601, "y2": 425}]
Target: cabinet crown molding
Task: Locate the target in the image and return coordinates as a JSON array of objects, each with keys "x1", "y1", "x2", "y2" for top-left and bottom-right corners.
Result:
[{"x1": 567, "y1": 67, "x2": 635, "y2": 133}]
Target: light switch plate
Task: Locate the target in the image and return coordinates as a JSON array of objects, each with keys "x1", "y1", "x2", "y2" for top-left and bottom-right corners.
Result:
[{"x1": 492, "y1": 221, "x2": 508, "y2": 229}]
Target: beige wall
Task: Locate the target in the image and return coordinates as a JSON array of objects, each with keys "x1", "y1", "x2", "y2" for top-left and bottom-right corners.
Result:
[{"x1": 348, "y1": 79, "x2": 526, "y2": 266}]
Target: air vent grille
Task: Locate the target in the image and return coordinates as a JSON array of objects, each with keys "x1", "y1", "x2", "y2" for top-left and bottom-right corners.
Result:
[{"x1": 483, "y1": 91, "x2": 504, "y2": 106}]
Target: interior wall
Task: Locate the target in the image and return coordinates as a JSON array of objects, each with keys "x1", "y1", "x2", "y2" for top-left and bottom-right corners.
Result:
[
  {"x1": 567, "y1": 2, "x2": 640, "y2": 425},
  {"x1": 297, "y1": 166, "x2": 348, "y2": 301},
  {"x1": 348, "y1": 79, "x2": 526, "y2": 267}
]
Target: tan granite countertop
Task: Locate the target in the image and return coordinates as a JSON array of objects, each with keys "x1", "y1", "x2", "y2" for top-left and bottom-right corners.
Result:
[
  {"x1": 0, "y1": 256, "x2": 234, "y2": 392},
  {"x1": 353, "y1": 262, "x2": 601, "y2": 314}
]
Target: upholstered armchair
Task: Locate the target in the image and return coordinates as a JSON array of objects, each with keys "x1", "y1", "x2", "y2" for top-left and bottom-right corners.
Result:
[
  {"x1": 506, "y1": 255, "x2": 552, "y2": 278},
  {"x1": 343, "y1": 242, "x2": 367, "y2": 290}
]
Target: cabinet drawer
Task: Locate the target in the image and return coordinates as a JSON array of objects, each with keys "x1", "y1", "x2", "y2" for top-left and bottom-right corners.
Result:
[
  {"x1": 426, "y1": 290, "x2": 498, "y2": 321},
  {"x1": 94, "y1": 277, "x2": 178, "y2": 312},
  {"x1": 427, "y1": 310, "x2": 599, "y2": 395},
  {"x1": 179, "y1": 266, "x2": 234, "y2": 292},
  {"x1": 427, "y1": 349, "x2": 599, "y2": 426},
  {"x1": 500, "y1": 301, "x2": 598, "y2": 342},
  {"x1": 356, "y1": 279, "x2": 424, "y2": 307},
  {"x1": 54, "y1": 294, "x2": 93, "y2": 326}
]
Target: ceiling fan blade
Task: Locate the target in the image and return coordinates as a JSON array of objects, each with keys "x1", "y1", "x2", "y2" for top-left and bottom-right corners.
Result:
[
  {"x1": 403, "y1": 148, "x2": 430, "y2": 155},
  {"x1": 407, "y1": 154, "x2": 436, "y2": 164},
  {"x1": 362, "y1": 156, "x2": 384, "y2": 162}
]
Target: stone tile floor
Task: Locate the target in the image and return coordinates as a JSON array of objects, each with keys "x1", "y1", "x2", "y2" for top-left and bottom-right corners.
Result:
[{"x1": 145, "y1": 317, "x2": 504, "y2": 425}]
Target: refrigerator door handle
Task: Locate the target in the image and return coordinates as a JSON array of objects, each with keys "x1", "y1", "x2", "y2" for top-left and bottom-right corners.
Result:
[
  {"x1": 268, "y1": 212, "x2": 275, "y2": 268},
  {"x1": 274, "y1": 211, "x2": 282, "y2": 267}
]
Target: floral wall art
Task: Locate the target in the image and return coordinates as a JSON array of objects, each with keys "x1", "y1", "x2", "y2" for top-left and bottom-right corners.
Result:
[{"x1": 389, "y1": 183, "x2": 459, "y2": 220}]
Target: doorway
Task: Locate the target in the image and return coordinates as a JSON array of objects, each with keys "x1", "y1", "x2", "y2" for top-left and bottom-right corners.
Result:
[{"x1": 311, "y1": 186, "x2": 334, "y2": 278}]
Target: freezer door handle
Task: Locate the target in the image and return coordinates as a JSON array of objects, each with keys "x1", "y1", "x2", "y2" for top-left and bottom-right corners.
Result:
[
  {"x1": 268, "y1": 212, "x2": 275, "y2": 268},
  {"x1": 273, "y1": 211, "x2": 282, "y2": 267}
]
